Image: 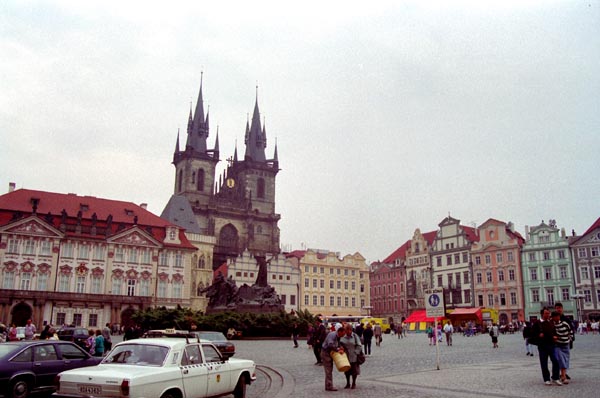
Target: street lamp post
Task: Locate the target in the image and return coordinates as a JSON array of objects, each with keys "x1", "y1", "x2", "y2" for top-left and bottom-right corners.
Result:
[{"x1": 571, "y1": 293, "x2": 584, "y2": 324}]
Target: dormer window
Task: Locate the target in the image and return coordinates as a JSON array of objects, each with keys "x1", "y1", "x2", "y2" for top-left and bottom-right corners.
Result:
[
  {"x1": 80, "y1": 204, "x2": 89, "y2": 212},
  {"x1": 169, "y1": 229, "x2": 176, "y2": 240},
  {"x1": 125, "y1": 209, "x2": 134, "y2": 216}
]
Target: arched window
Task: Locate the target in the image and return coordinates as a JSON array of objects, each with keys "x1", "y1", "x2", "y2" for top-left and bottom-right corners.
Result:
[
  {"x1": 197, "y1": 169, "x2": 205, "y2": 191},
  {"x1": 178, "y1": 170, "x2": 183, "y2": 192},
  {"x1": 257, "y1": 178, "x2": 265, "y2": 199}
]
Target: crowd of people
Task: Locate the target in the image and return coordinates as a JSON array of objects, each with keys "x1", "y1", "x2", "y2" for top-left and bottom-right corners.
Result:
[{"x1": 0, "y1": 319, "x2": 114, "y2": 358}]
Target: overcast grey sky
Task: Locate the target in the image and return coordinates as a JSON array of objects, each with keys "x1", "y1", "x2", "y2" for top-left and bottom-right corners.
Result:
[{"x1": 1, "y1": 1, "x2": 599, "y2": 263}]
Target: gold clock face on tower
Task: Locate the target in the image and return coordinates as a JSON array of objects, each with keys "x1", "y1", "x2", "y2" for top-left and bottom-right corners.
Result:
[{"x1": 226, "y1": 178, "x2": 235, "y2": 188}]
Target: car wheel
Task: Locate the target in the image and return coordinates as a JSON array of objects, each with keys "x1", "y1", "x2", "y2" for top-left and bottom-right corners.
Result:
[
  {"x1": 10, "y1": 379, "x2": 30, "y2": 398},
  {"x1": 233, "y1": 376, "x2": 246, "y2": 398},
  {"x1": 160, "y1": 390, "x2": 180, "y2": 398}
]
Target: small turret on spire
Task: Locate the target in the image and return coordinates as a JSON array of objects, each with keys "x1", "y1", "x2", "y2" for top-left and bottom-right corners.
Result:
[{"x1": 175, "y1": 128, "x2": 180, "y2": 153}]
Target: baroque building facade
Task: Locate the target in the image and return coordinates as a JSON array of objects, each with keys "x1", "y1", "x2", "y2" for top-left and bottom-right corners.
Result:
[
  {"x1": 430, "y1": 216, "x2": 479, "y2": 309},
  {"x1": 568, "y1": 217, "x2": 600, "y2": 322},
  {"x1": 163, "y1": 78, "x2": 281, "y2": 271},
  {"x1": 521, "y1": 220, "x2": 576, "y2": 321},
  {"x1": 0, "y1": 186, "x2": 197, "y2": 328},
  {"x1": 288, "y1": 249, "x2": 369, "y2": 317},
  {"x1": 404, "y1": 229, "x2": 437, "y2": 313},
  {"x1": 471, "y1": 219, "x2": 525, "y2": 324}
]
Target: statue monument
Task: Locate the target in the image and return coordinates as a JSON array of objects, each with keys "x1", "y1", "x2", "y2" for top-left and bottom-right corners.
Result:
[{"x1": 202, "y1": 255, "x2": 283, "y2": 314}]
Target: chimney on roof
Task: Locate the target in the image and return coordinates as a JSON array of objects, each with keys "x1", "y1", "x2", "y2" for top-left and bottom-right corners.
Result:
[
  {"x1": 561, "y1": 228, "x2": 566, "y2": 238},
  {"x1": 9, "y1": 182, "x2": 16, "y2": 193},
  {"x1": 572, "y1": 229, "x2": 576, "y2": 236},
  {"x1": 140, "y1": 203, "x2": 148, "y2": 210},
  {"x1": 525, "y1": 225, "x2": 529, "y2": 237},
  {"x1": 507, "y1": 221, "x2": 515, "y2": 232}
]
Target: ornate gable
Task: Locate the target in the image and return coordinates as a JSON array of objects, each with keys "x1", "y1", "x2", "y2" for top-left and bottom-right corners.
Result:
[
  {"x1": 0, "y1": 216, "x2": 63, "y2": 238},
  {"x1": 108, "y1": 227, "x2": 160, "y2": 248}
]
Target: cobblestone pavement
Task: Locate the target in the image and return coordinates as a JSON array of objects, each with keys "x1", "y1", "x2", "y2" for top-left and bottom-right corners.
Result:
[{"x1": 236, "y1": 332, "x2": 600, "y2": 398}]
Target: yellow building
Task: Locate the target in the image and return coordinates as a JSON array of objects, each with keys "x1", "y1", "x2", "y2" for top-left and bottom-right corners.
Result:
[{"x1": 288, "y1": 249, "x2": 370, "y2": 316}]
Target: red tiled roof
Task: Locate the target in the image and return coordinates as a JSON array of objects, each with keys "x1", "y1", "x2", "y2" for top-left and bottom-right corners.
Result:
[
  {"x1": 382, "y1": 240, "x2": 410, "y2": 264},
  {"x1": 0, "y1": 188, "x2": 194, "y2": 249},
  {"x1": 461, "y1": 225, "x2": 480, "y2": 243},
  {"x1": 581, "y1": 217, "x2": 600, "y2": 237},
  {"x1": 422, "y1": 230, "x2": 437, "y2": 245}
]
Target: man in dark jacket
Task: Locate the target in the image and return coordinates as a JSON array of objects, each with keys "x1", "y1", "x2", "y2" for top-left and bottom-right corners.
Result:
[
  {"x1": 531, "y1": 307, "x2": 561, "y2": 385},
  {"x1": 312, "y1": 318, "x2": 327, "y2": 365}
]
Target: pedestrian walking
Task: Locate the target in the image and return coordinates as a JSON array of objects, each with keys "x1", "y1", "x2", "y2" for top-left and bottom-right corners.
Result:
[
  {"x1": 291, "y1": 322, "x2": 299, "y2": 348},
  {"x1": 102, "y1": 323, "x2": 112, "y2": 351},
  {"x1": 320, "y1": 325, "x2": 347, "y2": 391},
  {"x1": 373, "y1": 323, "x2": 382, "y2": 346},
  {"x1": 311, "y1": 318, "x2": 327, "y2": 365},
  {"x1": 531, "y1": 307, "x2": 561, "y2": 386},
  {"x1": 523, "y1": 321, "x2": 534, "y2": 356},
  {"x1": 490, "y1": 323, "x2": 499, "y2": 348},
  {"x1": 94, "y1": 329, "x2": 105, "y2": 357},
  {"x1": 552, "y1": 311, "x2": 572, "y2": 384},
  {"x1": 85, "y1": 329, "x2": 96, "y2": 355},
  {"x1": 443, "y1": 321, "x2": 454, "y2": 346},
  {"x1": 362, "y1": 323, "x2": 373, "y2": 355},
  {"x1": 339, "y1": 324, "x2": 362, "y2": 389},
  {"x1": 554, "y1": 302, "x2": 574, "y2": 381},
  {"x1": 24, "y1": 319, "x2": 36, "y2": 340}
]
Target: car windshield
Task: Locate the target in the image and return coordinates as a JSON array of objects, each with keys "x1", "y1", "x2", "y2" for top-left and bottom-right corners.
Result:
[
  {"x1": 0, "y1": 345, "x2": 19, "y2": 357},
  {"x1": 102, "y1": 343, "x2": 168, "y2": 366},
  {"x1": 198, "y1": 332, "x2": 226, "y2": 341}
]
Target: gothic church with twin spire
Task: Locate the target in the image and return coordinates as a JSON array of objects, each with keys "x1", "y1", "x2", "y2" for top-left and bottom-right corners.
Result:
[{"x1": 162, "y1": 77, "x2": 281, "y2": 270}]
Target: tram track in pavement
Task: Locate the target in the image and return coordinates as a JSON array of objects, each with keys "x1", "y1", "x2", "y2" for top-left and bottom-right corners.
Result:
[{"x1": 250, "y1": 364, "x2": 294, "y2": 398}]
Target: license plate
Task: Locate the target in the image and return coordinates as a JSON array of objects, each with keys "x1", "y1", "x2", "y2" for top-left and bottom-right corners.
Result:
[{"x1": 78, "y1": 384, "x2": 102, "y2": 394}]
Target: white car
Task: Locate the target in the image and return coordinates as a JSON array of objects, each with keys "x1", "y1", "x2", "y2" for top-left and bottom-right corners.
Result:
[{"x1": 53, "y1": 336, "x2": 256, "y2": 398}]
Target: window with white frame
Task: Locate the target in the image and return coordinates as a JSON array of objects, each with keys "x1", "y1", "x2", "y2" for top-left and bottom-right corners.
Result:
[
  {"x1": 578, "y1": 248, "x2": 586, "y2": 258},
  {"x1": 157, "y1": 280, "x2": 167, "y2": 298},
  {"x1": 312, "y1": 295, "x2": 317, "y2": 306},
  {"x1": 174, "y1": 253, "x2": 183, "y2": 268},
  {"x1": 141, "y1": 249, "x2": 151, "y2": 264},
  {"x1": 337, "y1": 280, "x2": 341, "y2": 289},
  {"x1": 510, "y1": 292, "x2": 517, "y2": 305},
  {"x1": 73, "y1": 314, "x2": 82, "y2": 327},
  {"x1": 498, "y1": 270, "x2": 505, "y2": 281},
  {"x1": 89, "y1": 314, "x2": 98, "y2": 327},
  {"x1": 20, "y1": 272, "x2": 31, "y2": 290},
  {"x1": 56, "y1": 312, "x2": 66, "y2": 326},
  {"x1": 543, "y1": 251, "x2": 550, "y2": 261},
  {"x1": 500, "y1": 293, "x2": 506, "y2": 305},
  {"x1": 159, "y1": 252, "x2": 168, "y2": 266},
  {"x1": 59, "y1": 274, "x2": 70, "y2": 292},
  {"x1": 560, "y1": 266, "x2": 568, "y2": 279},
  {"x1": 40, "y1": 240, "x2": 52, "y2": 256},
  {"x1": 76, "y1": 276, "x2": 86, "y2": 293},
  {"x1": 62, "y1": 242, "x2": 74, "y2": 258},
  {"x1": 558, "y1": 250, "x2": 566, "y2": 259},
  {"x1": 595, "y1": 266, "x2": 600, "y2": 279},
  {"x1": 507, "y1": 251, "x2": 514, "y2": 262},
  {"x1": 23, "y1": 239, "x2": 35, "y2": 255},
  {"x1": 91, "y1": 276, "x2": 102, "y2": 294},
  {"x1": 304, "y1": 295, "x2": 309, "y2": 305},
  {"x1": 530, "y1": 268, "x2": 538, "y2": 281},
  {"x1": 93, "y1": 245, "x2": 105, "y2": 261},
  {"x1": 337, "y1": 296, "x2": 341, "y2": 306},
  {"x1": 139, "y1": 279, "x2": 149, "y2": 296},
  {"x1": 128, "y1": 248, "x2": 138, "y2": 263},
  {"x1": 486, "y1": 272, "x2": 492, "y2": 283},
  {"x1": 344, "y1": 281, "x2": 349, "y2": 290},
  {"x1": 127, "y1": 279, "x2": 136, "y2": 296},
  {"x1": 496, "y1": 253, "x2": 503, "y2": 263},
  {"x1": 37, "y1": 272, "x2": 48, "y2": 290},
  {"x1": 8, "y1": 239, "x2": 19, "y2": 254},
  {"x1": 584, "y1": 289, "x2": 591, "y2": 303},
  {"x1": 488, "y1": 294, "x2": 494, "y2": 306},
  {"x1": 352, "y1": 297, "x2": 356, "y2": 307},
  {"x1": 172, "y1": 281, "x2": 182, "y2": 299},
  {"x1": 78, "y1": 244, "x2": 89, "y2": 260},
  {"x1": 112, "y1": 278, "x2": 122, "y2": 295},
  {"x1": 352, "y1": 281, "x2": 356, "y2": 290},
  {"x1": 546, "y1": 288, "x2": 555, "y2": 306},
  {"x1": 115, "y1": 247, "x2": 124, "y2": 262},
  {"x1": 320, "y1": 279, "x2": 324, "y2": 289},
  {"x1": 531, "y1": 289, "x2": 540, "y2": 302},
  {"x1": 320, "y1": 295, "x2": 325, "y2": 306},
  {"x1": 561, "y1": 288, "x2": 570, "y2": 301},
  {"x1": 304, "y1": 278, "x2": 309, "y2": 288},
  {"x1": 312, "y1": 279, "x2": 317, "y2": 288},
  {"x1": 329, "y1": 280, "x2": 334, "y2": 289},
  {"x1": 581, "y1": 267, "x2": 589, "y2": 279},
  {"x1": 344, "y1": 297, "x2": 349, "y2": 307},
  {"x1": 591, "y1": 246, "x2": 600, "y2": 257},
  {"x1": 528, "y1": 252, "x2": 536, "y2": 262},
  {"x1": 508, "y1": 269, "x2": 515, "y2": 281},
  {"x1": 544, "y1": 268, "x2": 552, "y2": 280}
]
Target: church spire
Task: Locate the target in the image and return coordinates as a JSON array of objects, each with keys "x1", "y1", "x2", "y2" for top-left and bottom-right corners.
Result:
[
  {"x1": 175, "y1": 128, "x2": 180, "y2": 153},
  {"x1": 244, "y1": 86, "x2": 267, "y2": 162},
  {"x1": 188, "y1": 73, "x2": 209, "y2": 153}
]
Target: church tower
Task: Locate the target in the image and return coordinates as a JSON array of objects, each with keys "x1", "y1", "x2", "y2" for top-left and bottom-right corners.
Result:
[
  {"x1": 165, "y1": 77, "x2": 280, "y2": 269},
  {"x1": 172, "y1": 75, "x2": 219, "y2": 220}
]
